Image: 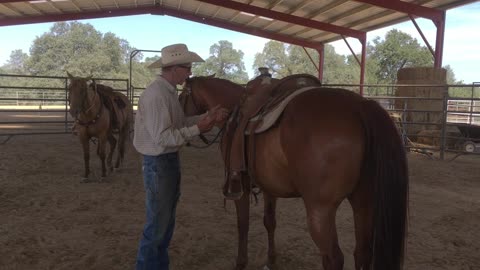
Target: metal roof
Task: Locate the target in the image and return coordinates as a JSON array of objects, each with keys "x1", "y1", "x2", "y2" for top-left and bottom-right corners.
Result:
[{"x1": 0, "y1": 0, "x2": 477, "y2": 49}]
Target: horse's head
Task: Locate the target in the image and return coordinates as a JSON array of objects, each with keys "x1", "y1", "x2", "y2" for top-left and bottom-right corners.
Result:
[
  {"x1": 179, "y1": 77, "x2": 207, "y2": 117},
  {"x1": 67, "y1": 72, "x2": 92, "y2": 118},
  {"x1": 180, "y1": 76, "x2": 245, "y2": 117}
]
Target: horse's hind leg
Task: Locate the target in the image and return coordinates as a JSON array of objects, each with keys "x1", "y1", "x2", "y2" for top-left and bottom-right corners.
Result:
[
  {"x1": 234, "y1": 191, "x2": 250, "y2": 270},
  {"x1": 97, "y1": 136, "x2": 108, "y2": 178},
  {"x1": 263, "y1": 193, "x2": 277, "y2": 268},
  {"x1": 107, "y1": 134, "x2": 117, "y2": 172},
  {"x1": 348, "y1": 181, "x2": 374, "y2": 270},
  {"x1": 305, "y1": 202, "x2": 344, "y2": 270}
]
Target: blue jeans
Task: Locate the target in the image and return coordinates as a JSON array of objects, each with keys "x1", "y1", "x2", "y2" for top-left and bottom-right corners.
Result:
[{"x1": 136, "y1": 152, "x2": 181, "y2": 270}]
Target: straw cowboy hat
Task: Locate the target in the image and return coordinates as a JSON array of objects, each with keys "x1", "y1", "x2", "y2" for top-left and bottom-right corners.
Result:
[{"x1": 148, "y1": 43, "x2": 204, "y2": 69}]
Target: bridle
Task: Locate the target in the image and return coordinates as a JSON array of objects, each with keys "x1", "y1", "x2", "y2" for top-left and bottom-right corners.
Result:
[
  {"x1": 180, "y1": 82, "x2": 202, "y2": 115},
  {"x1": 71, "y1": 81, "x2": 102, "y2": 127},
  {"x1": 181, "y1": 80, "x2": 227, "y2": 148}
]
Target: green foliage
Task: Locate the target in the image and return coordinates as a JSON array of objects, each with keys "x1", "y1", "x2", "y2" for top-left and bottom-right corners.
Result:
[
  {"x1": 25, "y1": 22, "x2": 130, "y2": 77},
  {"x1": 253, "y1": 41, "x2": 289, "y2": 77},
  {"x1": 192, "y1": 40, "x2": 249, "y2": 84},
  {"x1": 368, "y1": 29, "x2": 433, "y2": 84},
  {"x1": 0, "y1": 23, "x2": 471, "y2": 102},
  {"x1": 4, "y1": 50, "x2": 29, "y2": 73},
  {"x1": 252, "y1": 41, "x2": 359, "y2": 85}
]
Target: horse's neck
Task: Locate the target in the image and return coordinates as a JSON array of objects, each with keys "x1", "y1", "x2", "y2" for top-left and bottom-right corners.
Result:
[{"x1": 208, "y1": 82, "x2": 244, "y2": 110}]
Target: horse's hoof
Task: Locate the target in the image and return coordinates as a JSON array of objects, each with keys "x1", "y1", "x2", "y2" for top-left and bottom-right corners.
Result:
[
  {"x1": 234, "y1": 264, "x2": 246, "y2": 270},
  {"x1": 263, "y1": 264, "x2": 276, "y2": 270},
  {"x1": 80, "y1": 177, "x2": 90, "y2": 183}
]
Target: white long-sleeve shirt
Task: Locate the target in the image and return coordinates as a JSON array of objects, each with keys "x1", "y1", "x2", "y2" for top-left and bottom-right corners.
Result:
[{"x1": 133, "y1": 76, "x2": 203, "y2": 156}]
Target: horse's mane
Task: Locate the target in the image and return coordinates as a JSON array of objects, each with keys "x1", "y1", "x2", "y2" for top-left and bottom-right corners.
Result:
[
  {"x1": 185, "y1": 76, "x2": 245, "y2": 110},
  {"x1": 189, "y1": 75, "x2": 242, "y2": 86}
]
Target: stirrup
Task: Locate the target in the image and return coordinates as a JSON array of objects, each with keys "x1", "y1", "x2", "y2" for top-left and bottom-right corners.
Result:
[{"x1": 224, "y1": 171, "x2": 244, "y2": 200}]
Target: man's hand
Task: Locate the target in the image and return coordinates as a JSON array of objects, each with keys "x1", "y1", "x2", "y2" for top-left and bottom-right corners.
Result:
[
  {"x1": 197, "y1": 113, "x2": 216, "y2": 133},
  {"x1": 209, "y1": 104, "x2": 230, "y2": 123},
  {"x1": 197, "y1": 105, "x2": 230, "y2": 133}
]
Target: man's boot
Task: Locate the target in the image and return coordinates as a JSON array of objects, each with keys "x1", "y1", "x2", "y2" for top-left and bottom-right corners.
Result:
[{"x1": 223, "y1": 171, "x2": 244, "y2": 200}]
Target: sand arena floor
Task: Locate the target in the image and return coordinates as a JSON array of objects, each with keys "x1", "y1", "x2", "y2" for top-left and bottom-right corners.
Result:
[{"x1": 0, "y1": 134, "x2": 479, "y2": 270}]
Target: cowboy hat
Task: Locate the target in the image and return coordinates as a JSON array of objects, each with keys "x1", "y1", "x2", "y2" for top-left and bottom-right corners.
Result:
[{"x1": 148, "y1": 43, "x2": 204, "y2": 69}]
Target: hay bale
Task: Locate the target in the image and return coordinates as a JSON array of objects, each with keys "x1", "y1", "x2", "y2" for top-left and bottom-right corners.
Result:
[
  {"x1": 395, "y1": 67, "x2": 448, "y2": 137},
  {"x1": 416, "y1": 127, "x2": 462, "y2": 148}
]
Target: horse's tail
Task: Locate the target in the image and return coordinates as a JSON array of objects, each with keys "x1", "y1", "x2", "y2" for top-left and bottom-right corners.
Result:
[{"x1": 360, "y1": 99, "x2": 409, "y2": 270}]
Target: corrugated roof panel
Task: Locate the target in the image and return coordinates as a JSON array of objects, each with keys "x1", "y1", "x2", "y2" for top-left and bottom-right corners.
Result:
[
  {"x1": 9, "y1": 2, "x2": 43, "y2": 15},
  {"x1": 0, "y1": 0, "x2": 476, "y2": 47},
  {"x1": 263, "y1": 20, "x2": 290, "y2": 32}
]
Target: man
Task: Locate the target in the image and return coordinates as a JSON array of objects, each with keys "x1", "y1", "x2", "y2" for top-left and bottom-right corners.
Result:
[{"x1": 133, "y1": 43, "x2": 228, "y2": 270}]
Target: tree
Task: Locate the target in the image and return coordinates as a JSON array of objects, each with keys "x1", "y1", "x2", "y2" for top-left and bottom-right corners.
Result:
[
  {"x1": 368, "y1": 29, "x2": 433, "y2": 84},
  {"x1": 4, "y1": 50, "x2": 29, "y2": 74},
  {"x1": 252, "y1": 41, "x2": 357, "y2": 84},
  {"x1": 322, "y1": 45, "x2": 358, "y2": 84},
  {"x1": 26, "y1": 21, "x2": 138, "y2": 77},
  {"x1": 252, "y1": 41, "x2": 289, "y2": 78},
  {"x1": 193, "y1": 40, "x2": 249, "y2": 84}
]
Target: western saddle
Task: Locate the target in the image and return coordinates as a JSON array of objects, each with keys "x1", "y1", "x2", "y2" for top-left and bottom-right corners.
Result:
[{"x1": 222, "y1": 73, "x2": 321, "y2": 200}]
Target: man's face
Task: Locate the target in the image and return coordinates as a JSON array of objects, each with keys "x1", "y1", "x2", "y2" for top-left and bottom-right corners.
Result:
[{"x1": 174, "y1": 64, "x2": 192, "y2": 85}]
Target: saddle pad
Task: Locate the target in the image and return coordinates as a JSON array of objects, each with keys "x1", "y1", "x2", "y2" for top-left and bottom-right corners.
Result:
[{"x1": 245, "y1": 86, "x2": 318, "y2": 134}]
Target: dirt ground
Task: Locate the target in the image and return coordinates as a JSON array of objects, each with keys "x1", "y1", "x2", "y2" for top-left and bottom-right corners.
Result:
[{"x1": 0, "y1": 134, "x2": 479, "y2": 270}]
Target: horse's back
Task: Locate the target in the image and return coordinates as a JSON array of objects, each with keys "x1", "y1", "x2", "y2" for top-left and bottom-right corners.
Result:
[
  {"x1": 255, "y1": 88, "x2": 366, "y2": 198},
  {"x1": 281, "y1": 87, "x2": 365, "y2": 142},
  {"x1": 94, "y1": 84, "x2": 133, "y2": 130}
]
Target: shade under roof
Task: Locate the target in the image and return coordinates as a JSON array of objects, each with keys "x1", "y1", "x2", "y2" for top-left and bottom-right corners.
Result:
[{"x1": 0, "y1": 0, "x2": 477, "y2": 49}]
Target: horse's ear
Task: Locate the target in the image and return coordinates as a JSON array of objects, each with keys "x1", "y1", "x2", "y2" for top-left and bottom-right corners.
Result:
[
  {"x1": 85, "y1": 75, "x2": 93, "y2": 81},
  {"x1": 66, "y1": 71, "x2": 74, "y2": 80},
  {"x1": 207, "y1": 74, "x2": 215, "y2": 78}
]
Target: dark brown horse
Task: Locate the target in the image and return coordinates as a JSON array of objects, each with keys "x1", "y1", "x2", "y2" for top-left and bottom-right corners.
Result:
[
  {"x1": 67, "y1": 72, "x2": 133, "y2": 180},
  {"x1": 180, "y1": 76, "x2": 409, "y2": 270}
]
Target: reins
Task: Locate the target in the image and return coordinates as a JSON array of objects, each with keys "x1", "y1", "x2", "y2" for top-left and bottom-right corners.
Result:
[
  {"x1": 186, "y1": 123, "x2": 227, "y2": 149},
  {"x1": 181, "y1": 83, "x2": 227, "y2": 148}
]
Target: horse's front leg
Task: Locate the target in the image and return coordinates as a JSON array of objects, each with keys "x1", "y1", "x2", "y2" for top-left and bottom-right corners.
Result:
[
  {"x1": 80, "y1": 136, "x2": 90, "y2": 181},
  {"x1": 234, "y1": 189, "x2": 250, "y2": 270},
  {"x1": 263, "y1": 193, "x2": 278, "y2": 269},
  {"x1": 97, "y1": 135, "x2": 108, "y2": 179}
]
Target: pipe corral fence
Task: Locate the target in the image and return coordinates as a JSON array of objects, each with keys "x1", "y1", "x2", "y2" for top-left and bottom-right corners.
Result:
[
  {"x1": 1, "y1": 74, "x2": 479, "y2": 159},
  {"x1": 0, "y1": 74, "x2": 128, "y2": 143}
]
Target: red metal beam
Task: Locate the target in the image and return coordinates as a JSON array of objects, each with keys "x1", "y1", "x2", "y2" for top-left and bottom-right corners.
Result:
[
  {"x1": 352, "y1": 0, "x2": 444, "y2": 24},
  {"x1": 359, "y1": 39, "x2": 366, "y2": 95},
  {"x1": 153, "y1": 7, "x2": 323, "y2": 49},
  {"x1": 316, "y1": 46, "x2": 324, "y2": 82},
  {"x1": 196, "y1": 0, "x2": 366, "y2": 41},
  {"x1": 434, "y1": 12, "x2": 446, "y2": 68},
  {"x1": 0, "y1": 6, "x2": 154, "y2": 26},
  {"x1": 0, "y1": 4, "x2": 322, "y2": 49},
  {"x1": 354, "y1": 0, "x2": 446, "y2": 68},
  {"x1": 0, "y1": 0, "x2": 30, "y2": 3}
]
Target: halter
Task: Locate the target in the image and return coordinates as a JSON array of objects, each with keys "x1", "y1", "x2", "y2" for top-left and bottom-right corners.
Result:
[{"x1": 74, "y1": 82, "x2": 102, "y2": 127}]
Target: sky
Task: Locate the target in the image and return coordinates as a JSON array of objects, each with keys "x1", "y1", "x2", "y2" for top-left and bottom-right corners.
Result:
[{"x1": 0, "y1": 2, "x2": 479, "y2": 83}]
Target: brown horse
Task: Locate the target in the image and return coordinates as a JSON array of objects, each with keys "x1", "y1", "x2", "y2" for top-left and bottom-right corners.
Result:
[
  {"x1": 180, "y1": 76, "x2": 409, "y2": 270},
  {"x1": 67, "y1": 72, "x2": 133, "y2": 180}
]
